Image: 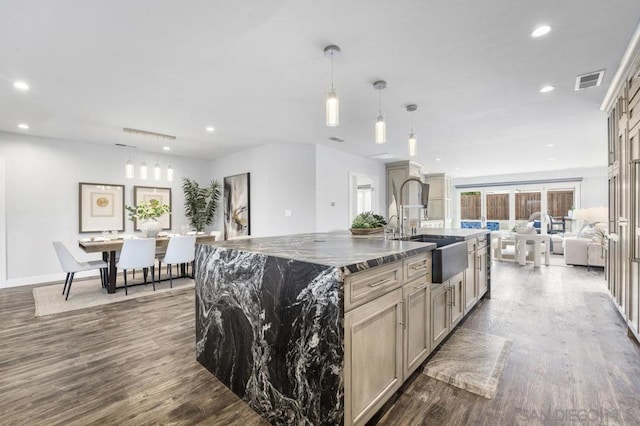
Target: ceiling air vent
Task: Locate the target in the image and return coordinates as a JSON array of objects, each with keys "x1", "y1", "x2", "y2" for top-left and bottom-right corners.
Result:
[
  {"x1": 575, "y1": 70, "x2": 605, "y2": 91},
  {"x1": 328, "y1": 136, "x2": 345, "y2": 143}
]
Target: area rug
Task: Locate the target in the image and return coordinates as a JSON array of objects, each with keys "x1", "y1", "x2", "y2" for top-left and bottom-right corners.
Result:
[
  {"x1": 423, "y1": 328, "x2": 513, "y2": 399},
  {"x1": 33, "y1": 277, "x2": 194, "y2": 317}
]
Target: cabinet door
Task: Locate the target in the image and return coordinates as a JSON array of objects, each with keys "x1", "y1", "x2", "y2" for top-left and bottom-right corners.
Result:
[
  {"x1": 345, "y1": 289, "x2": 404, "y2": 426},
  {"x1": 449, "y1": 272, "x2": 465, "y2": 328},
  {"x1": 464, "y1": 242, "x2": 477, "y2": 312},
  {"x1": 477, "y1": 248, "x2": 488, "y2": 297},
  {"x1": 403, "y1": 278, "x2": 431, "y2": 378},
  {"x1": 430, "y1": 283, "x2": 450, "y2": 349}
]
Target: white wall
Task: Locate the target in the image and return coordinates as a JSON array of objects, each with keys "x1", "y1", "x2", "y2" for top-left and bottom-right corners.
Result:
[
  {"x1": 208, "y1": 143, "x2": 317, "y2": 237},
  {"x1": 0, "y1": 156, "x2": 6, "y2": 288},
  {"x1": 0, "y1": 131, "x2": 210, "y2": 285},
  {"x1": 315, "y1": 145, "x2": 386, "y2": 232}
]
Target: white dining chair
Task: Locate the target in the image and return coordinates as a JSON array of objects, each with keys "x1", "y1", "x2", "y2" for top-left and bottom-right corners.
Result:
[
  {"x1": 157, "y1": 235, "x2": 196, "y2": 287},
  {"x1": 52, "y1": 241, "x2": 108, "y2": 301},
  {"x1": 116, "y1": 238, "x2": 156, "y2": 295}
]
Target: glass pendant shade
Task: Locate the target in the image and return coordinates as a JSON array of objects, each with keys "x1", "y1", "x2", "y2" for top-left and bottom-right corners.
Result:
[
  {"x1": 167, "y1": 164, "x2": 174, "y2": 182},
  {"x1": 140, "y1": 161, "x2": 148, "y2": 180},
  {"x1": 375, "y1": 115, "x2": 386, "y2": 144},
  {"x1": 125, "y1": 159, "x2": 134, "y2": 179},
  {"x1": 154, "y1": 162, "x2": 161, "y2": 180},
  {"x1": 408, "y1": 134, "x2": 417, "y2": 156},
  {"x1": 326, "y1": 90, "x2": 339, "y2": 127}
]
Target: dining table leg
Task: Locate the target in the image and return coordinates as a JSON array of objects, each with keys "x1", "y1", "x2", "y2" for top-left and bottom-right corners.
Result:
[{"x1": 107, "y1": 250, "x2": 117, "y2": 293}]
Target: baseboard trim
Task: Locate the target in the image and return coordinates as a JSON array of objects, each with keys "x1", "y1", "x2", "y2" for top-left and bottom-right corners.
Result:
[{"x1": 5, "y1": 270, "x2": 100, "y2": 288}]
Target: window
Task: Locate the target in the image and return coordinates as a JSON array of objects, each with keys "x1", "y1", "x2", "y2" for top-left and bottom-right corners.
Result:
[
  {"x1": 515, "y1": 191, "x2": 541, "y2": 220},
  {"x1": 357, "y1": 185, "x2": 372, "y2": 214},
  {"x1": 460, "y1": 191, "x2": 481, "y2": 220},
  {"x1": 547, "y1": 189, "x2": 574, "y2": 219},
  {"x1": 486, "y1": 192, "x2": 509, "y2": 220}
]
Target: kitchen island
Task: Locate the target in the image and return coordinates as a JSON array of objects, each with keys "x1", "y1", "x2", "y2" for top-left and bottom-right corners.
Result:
[{"x1": 195, "y1": 229, "x2": 489, "y2": 425}]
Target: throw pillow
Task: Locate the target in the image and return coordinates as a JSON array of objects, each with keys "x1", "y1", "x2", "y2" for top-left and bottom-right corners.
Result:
[{"x1": 578, "y1": 225, "x2": 596, "y2": 239}]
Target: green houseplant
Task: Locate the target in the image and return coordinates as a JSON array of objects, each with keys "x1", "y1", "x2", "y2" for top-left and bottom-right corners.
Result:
[
  {"x1": 182, "y1": 178, "x2": 221, "y2": 232},
  {"x1": 350, "y1": 211, "x2": 387, "y2": 234},
  {"x1": 126, "y1": 199, "x2": 171, "y2": 238}
]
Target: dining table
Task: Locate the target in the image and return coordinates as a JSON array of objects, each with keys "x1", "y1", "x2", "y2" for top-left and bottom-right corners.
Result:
[{"x1": 78, "y1": 234, "x2": 217, "y2": 293}]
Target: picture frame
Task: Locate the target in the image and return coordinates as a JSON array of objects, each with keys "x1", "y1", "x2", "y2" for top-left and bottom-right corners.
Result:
[
  {"x1": 79, "y1": 182, "x2": 125, "y2": 233},
  {"x1": 133, "y1": 186, "x2": 172, "y2": 231},
  {"x1": 224, "y1": 173, "x2": 250, "y2": 239}
]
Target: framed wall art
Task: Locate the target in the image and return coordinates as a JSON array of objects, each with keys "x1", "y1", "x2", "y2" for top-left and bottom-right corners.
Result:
[
  {"x1": 224, "y1": 173, "x2": 250, "y2": 239},
  {"x1": 133, "y1": 186, "x2": 172, "y2": 231},
  {"x1": 79, "y1": 182, "x2": 125, "y2": 233}
]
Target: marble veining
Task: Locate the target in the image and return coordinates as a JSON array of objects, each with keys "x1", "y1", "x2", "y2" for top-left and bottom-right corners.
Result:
[
  {"x1": 195, "y1": 244, "x2": 344, "y2": 424},
  {"x1": 423, "y1": 328, "x2": 513, "y2": 399},
  {"x1": 205, "y1": 231, "x2": 435, "y2": 275}
]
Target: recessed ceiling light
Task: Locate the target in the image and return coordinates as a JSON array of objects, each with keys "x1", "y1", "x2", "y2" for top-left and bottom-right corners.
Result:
[
  {"x1": 546, "y1": 143, "x2": 554, "y2": 147},
  {"x1": 549, "y1": 157, "x2": 555, "y2": 161},
  {"x1": 531, "y1": 25, "x2": 552, "y2": 38},
  {"x1": 540, "y1": 85, "x2": 555, "y2": 93},
  {"x1": 206, "y1": 126, "x2": 215, "y2": 132},
  {"x1": 436, "y1": 158, "x2": 441, "y2": 161},
  {"x1": 163, "y1": 146, "x2": 170, "y2": 151},
  {"x1": 13, "y1": 81, "x2": 30, "y2": 90},
  {"x1": 18, "y1": 123, "x2": 29, "y2": 129},
  {"x1": 455, "y1": 167, "x2": 460, "y2": 170}
]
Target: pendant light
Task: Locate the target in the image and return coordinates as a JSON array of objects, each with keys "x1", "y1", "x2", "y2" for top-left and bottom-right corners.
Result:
[
  {"x1": 125, "y1": 133, "x2": 134, "y2": 178},
  {"x1": 373, "y1": 80, "x2": 387, "y2": 144},
  {"x1": 153, "y1": 136, "x2": 161, "y2": 181},
  {"x1": 140, "y1": 134, "x2": 148, "y2": 180},
  {"x1": 167, "y1": 164, "x2": 174, "y2": 182},
  {"x1": 407, "y1": 104, "x2": 417, "y2": 157},
  {"x1": 324, "y1": 45, "x2": 340, "y2": 127}
]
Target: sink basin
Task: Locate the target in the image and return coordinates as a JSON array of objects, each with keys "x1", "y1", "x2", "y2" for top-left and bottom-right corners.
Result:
[{"x1": 410, "y1": 236, "x2": 468, "y2": 283}]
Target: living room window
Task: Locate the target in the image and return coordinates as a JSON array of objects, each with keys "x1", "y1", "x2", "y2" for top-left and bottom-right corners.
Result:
[
  {"x1": 460, "y1": 191, "x2": 481, "y2": 220},
  {"x1": 515, "y1": 191, "x2": 541, "y2": 220},
  {"x1": 547, "y1": 189, "x2": 574, "y2": 220}
]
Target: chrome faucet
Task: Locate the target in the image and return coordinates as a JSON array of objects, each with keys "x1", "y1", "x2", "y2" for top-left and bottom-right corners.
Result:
[{"x1": 399, "y1": 178, "x2": 430, "y2": 237}]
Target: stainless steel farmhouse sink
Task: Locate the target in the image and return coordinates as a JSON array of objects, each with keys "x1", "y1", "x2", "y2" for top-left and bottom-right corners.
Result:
[{"x1": 409, "y1": 236, "x2": 468, "y2": 283}]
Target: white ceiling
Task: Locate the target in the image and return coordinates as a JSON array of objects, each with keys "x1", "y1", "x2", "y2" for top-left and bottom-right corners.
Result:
[{"x1": 1, "y1": 1, "x2": 639, "y2": 177}]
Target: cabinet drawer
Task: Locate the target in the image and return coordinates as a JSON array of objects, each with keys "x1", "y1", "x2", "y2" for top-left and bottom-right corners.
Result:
[
  {"x1": 344, "y1": 262, "x2": 402, "y2": 312},
  {"x1": 403, "y1": 253, "x2": 431, "y2": 282},
  {"x1": 477, "y1": 235, "x2": 488, "y2": 250}
]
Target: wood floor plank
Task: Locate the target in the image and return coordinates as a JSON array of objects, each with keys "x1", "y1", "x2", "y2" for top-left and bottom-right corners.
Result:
[{"x1": 1, "y1": 261, "x2": 639, "y2": 425}]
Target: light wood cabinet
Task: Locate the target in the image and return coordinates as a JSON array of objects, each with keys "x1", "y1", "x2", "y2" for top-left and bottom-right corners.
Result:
[
  {"x1": 464, "y1": 240, "x2": 477, "y2": 312},
  {"x1": 430, "y1": 283, "x2": 450, "y2": 349},
  {"x1": 605, "y1": 41, "x2": 640, "y2": 342},
  {"x1": 402, "y1": 277, "x2": 431, "y2": 378},
  {"x1": 423, "y1": 172, "x2": 452, "y2": 228},
  {"x1": 477, "y1": 237, "x2": 488, "y2": 298},
  {"x1": 345, "y1": 288, "x2": 404, "y2": 426},
  {"x1": 449, "y1": 272, "x2": 465, "y2": 328}
]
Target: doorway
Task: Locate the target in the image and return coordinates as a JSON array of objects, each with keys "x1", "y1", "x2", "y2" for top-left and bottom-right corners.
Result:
[{"x1": 348, "y1": 172, "x2": 379, "y2": 224}]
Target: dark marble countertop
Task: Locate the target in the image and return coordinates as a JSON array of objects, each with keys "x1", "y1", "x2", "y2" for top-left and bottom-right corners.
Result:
[{"x1": 204, "y1": 231, "x2": 435, "y2": 274}]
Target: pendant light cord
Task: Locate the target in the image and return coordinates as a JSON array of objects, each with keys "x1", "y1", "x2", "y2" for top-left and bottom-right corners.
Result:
[
  {"x1": 331, "y1": 53, "x2": 334, "y2": 91},
  {"x1": 379, "y1": 90, "x2": 382, "y2": 115}
]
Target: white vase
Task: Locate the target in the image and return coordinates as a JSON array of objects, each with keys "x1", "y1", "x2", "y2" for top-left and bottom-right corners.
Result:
[{"x1": 140, "y1": 218, "x2": 163, "y2": 238}]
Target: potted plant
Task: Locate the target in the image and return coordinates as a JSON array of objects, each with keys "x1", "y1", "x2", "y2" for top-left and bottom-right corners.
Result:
[
  {"x1": 182, "y1": 178, "x2": 221, "y2": 232},
  {"x1": 126, "y1": 199, "x2": 171, "y2": 238},
  {"x1": 350, "y1": 211, "x2": 387, "y2": 234}
]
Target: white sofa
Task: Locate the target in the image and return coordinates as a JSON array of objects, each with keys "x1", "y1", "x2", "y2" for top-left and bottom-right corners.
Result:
[{"x1": 563, "y1": 222, "x2": 607, "y2": 267}]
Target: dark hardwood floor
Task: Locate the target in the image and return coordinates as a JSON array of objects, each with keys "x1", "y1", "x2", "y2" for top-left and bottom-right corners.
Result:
[{"x1": 1, "y1": 260, "x2": 639, "y2": 425}]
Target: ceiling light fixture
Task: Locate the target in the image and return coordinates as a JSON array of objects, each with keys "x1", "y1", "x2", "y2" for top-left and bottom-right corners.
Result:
[
  {"x1": 546, "y1": 143, "x2": 554, "y2": 147},
  {"x1": 406, "y1": 104, "x2": 418, "y2": 157},
  {"x1": 18, "y1": 123, "x2": 29, "y2": 129},
  {"x1": 123, "y1": 128, "x2": 176, "y2": 181},
  {"x1": 373, "y1": 80, "x2": 387, "y2": 144},
  {"x1": 14, "y1": 81, "x2": 30, "y2": 91},
  {"x1": 163, "y1": 146, "x2": 170, "y2": 151},
  {"x1": 206, "y1": 126, "x2": 215, "y2": 132},
  {"x1": 531, "y1": 25, "x2": 552, "y2": 38},
  {"x1": 324, "y1": 45, "x2": 341, "y2": 127},
  {"x1": 540, "y1": 85, "x2": 555, "y2": 93}
]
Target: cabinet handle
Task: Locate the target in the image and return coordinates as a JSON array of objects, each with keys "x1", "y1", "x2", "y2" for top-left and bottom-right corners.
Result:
[
  {"x1": 369, "y1": 278, "x2": 392, "y2": 288},
  {"x1": 411, "y1": 264, "x2": 429, "y2": 271},
  {"x1": 413, "y1": 282, "x2": 429, "y2": 290},
  {"x1": 452, "y1": 286, "x2": 456, "y2": 306},
  {"x1": 399, "y1": 301, "x2": 405, "y2": 329},
  {"x1": 447, "y1": 286, "x2": 454, "y2": 307},
  {"x1": 476, "y1": 255, "x2": 482, "y2": 270}
]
